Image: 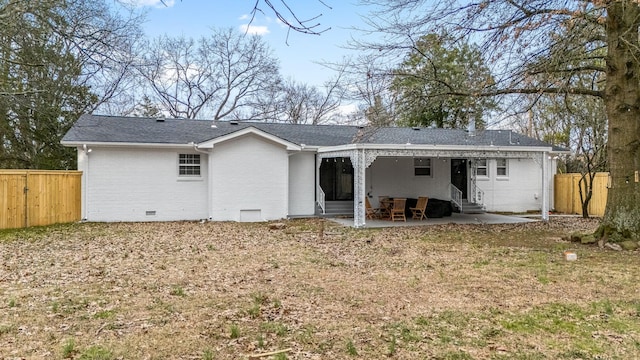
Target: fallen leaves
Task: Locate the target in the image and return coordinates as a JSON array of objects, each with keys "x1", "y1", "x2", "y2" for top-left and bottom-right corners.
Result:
[{"x1": 0, "y1": 217, "x2": 637, "y2": 359}]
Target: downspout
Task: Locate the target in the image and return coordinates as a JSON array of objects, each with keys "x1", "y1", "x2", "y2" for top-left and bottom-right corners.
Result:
[
  {"x1": 541, "y1": 151, "x2": 549, "y2": 222},
  {"x1": 81, "y1": 144, "x2": 92, "y2": 221},
  {"x1": 24, "y1": 171, "x2": 29, "y2": 227}
]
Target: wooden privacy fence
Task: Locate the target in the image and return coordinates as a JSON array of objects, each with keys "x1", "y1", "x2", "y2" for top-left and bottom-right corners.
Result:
[
  {"x1": 554, "y1": 172, "x2": 608, "y2": 216},
  {"x1": 0, "y1": 170, "x2": 82, "y2": 229}
]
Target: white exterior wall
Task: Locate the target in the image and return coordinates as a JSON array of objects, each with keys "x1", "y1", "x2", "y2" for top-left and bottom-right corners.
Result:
[
  {"x1": 81, "y1": 147, "x2": 208, "y2": 222},
  {"x1": 366, "y1": 157, "x2": 451, "y2": 207},
  {"x1": 475, "y1": 158, "x2": 543, "y2": 212},
  {"x1": 366, "y1": 156, "x2": 551, "y2": 213},
  {"x1": 288, "y1": 152, "x2": 316, "y2": 216},
  {"x1": 210, "y1": 134, "x2": 289, "y2": 221},
  {"x1": 77, "y1": 139, "x2": 555, "y2": 222}
]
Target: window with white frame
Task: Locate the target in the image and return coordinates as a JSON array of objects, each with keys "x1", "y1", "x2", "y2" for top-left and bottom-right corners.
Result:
[
  {"x1": 496, "y1": 158, "x2": 508, "y2": 177},
  {"x1": 178, "y1": 154, "x2": 201, "y2": 176},
  {"x1": 476, "y1": 159, "x2": 488, "y2": 177},
  {"x1": 414, "y1": 157, "x2": 432, "y2": 176}
]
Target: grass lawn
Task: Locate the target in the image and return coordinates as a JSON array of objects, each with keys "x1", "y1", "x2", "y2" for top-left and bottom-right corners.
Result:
[{"x1": 1, "y1": 217, "x2": 638, "y2": 359}]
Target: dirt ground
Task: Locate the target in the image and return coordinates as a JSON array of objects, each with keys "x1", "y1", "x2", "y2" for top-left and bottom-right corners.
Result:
[{"x1": 1, "y1": 217, "x2": 638, "y2": 359}]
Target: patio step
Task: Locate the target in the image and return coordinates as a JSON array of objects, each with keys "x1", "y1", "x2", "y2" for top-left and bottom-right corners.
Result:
[
  {"x1": 460, "y1": 200, "x2": 485, "y2": 214},
  {"x1": 318, "y1": 201, "x2": 354, "y2": 216}
]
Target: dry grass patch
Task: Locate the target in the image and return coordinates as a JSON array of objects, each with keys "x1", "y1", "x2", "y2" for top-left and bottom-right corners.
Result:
[{"x1": 1, "y1": 218, "x2": 639, "y2": 359}]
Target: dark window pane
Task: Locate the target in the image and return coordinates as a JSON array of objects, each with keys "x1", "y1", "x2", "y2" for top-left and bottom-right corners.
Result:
[{"x1": 414, "y1": 167, "x2": 431, "y2": 176}]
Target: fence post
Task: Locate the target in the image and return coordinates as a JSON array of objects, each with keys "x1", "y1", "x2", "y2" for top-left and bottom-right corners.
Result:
[{"x1": 24, "y1": 172, "x2": 29, "y2": 228}]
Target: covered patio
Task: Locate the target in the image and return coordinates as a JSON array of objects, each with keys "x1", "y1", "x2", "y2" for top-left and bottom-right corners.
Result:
[
  {"x1": 328, "y1": 212, "x2": 538, "y2": 228},
  {"x1": 316, "y1": 143, "x2": 554, "y2": 228}
]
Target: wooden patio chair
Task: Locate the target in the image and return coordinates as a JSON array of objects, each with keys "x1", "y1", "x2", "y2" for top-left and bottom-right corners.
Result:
[
  {"x1": 390, "y1": 198, "x2": 407, "y2": 222},
  {"x1": 365, "y1": 197, "x2": 381, "y2": 219},
  {"x1": 378, "y1": 196, "x2": 392, "y2": 219},
  {"x1": 410, "y1": 196, "x2": 429, "y2": 220}
]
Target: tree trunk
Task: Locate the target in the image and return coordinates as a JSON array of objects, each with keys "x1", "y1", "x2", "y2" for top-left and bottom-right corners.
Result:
[
  {"x1": 601, "y1": 2, "x2": 640, "y2": 241},
  {"x1": 579, "y1": 175, "x2": 592, "y2": 219}
]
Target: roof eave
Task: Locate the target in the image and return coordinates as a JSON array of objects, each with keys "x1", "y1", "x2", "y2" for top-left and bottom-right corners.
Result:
[
  {"x1": 317, "y1": 143, "x2": 556, "y2": 153},
  {"x1": 61, "y1": 140, "x2": 194, "y2": 149}
]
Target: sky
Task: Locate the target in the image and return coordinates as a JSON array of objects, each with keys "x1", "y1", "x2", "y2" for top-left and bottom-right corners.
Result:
[{"x1": 130, "y1": 0, "x2": 374, "y2": 88}]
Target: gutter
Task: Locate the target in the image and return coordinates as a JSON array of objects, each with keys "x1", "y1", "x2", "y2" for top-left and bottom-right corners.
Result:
[
  {"x1": 61, "y1": 141, "x2": 195, "y2": 149},
  {"x1": 317, "y1": 143, "x2": 556, "y2": 153},
  {"x1": 190, "y1": 142, "x2": 209, "y2": 154}
]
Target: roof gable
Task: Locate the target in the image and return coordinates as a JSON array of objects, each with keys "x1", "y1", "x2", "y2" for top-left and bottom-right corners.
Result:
[{"x1": 197, "y1": 126, "x2": 301, "y2": 150}]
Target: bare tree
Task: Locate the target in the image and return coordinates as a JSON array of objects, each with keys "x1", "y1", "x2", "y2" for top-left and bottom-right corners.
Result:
[
  {"x1": 282, "y1": 76, "x2": 344, "y2": 124},
  {"x1": 137, "y1": 36, "x2": 213, "y2": 119},
  {"x1": 572, "y1": 97, "x2": 608, "y2": 219},
  {"x1": 329, "y1": 55, "x2": 399, "y2": 126},
  {"x1": 248, "y1": 0, "x2": 332, "y2": 42},
  {"x1": 247, "y1": 76, "x2": 344, "y2": 124},
  {"x1": 137, "y1": 28, "x2": 281, "y2": 120},
  {"x1": 159, "y1": 1, "x2": 333, "y2": 35},
  {"x1": 232, "y1": 55, "x2": 349, "y2": 124}
]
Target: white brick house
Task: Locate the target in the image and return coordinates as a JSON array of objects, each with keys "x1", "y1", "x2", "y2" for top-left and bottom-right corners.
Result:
[{"x1": 62, "y1": 114, "x2": 567, "y2": 227}]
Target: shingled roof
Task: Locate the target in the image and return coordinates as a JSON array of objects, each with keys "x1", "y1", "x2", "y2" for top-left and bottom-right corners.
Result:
[{"x1": 62, "y1": 114, "x2": 566, "y2": 151}]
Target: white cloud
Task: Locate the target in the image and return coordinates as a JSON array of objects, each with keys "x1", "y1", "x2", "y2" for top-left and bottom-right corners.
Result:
[
  {"x1": 238, "y1": 14, "x2": 250, "y2": 21},
  {"x1": 275, "y1": 18, "x2": 287, "y2": 28},
  {"x1": 338, "y1": 103, "x2": 359, "y2": 114},
  {"x1": 120, "y1": 0, "x2": 175, "y2": 8},
  {"x1": 239, "y1": 24, "x2": 270, "y2": 36}
]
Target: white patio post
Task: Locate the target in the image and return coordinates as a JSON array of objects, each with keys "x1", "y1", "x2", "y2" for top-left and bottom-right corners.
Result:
[
  {"x1": 352, "y1": 148, "x2": 366, "y2": 227},
  {"x1": 541, "y1": 151, "x2": 549, "y2": 222},
  {"x1": 316, "y1": 154, "x2": 322, "y2": 214}
]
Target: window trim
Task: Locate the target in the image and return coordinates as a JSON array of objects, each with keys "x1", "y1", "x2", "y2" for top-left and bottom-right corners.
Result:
[
  {"x1": 413, "y1": 157, "x2": 432, "y2": 177},
  {"x1": 475, "y1": 158, "x2": 488, "y2": 178},
  {"x1": 178, "y1": 153, "x2": 202, "y2": 177},
  {"x1": 496, "y1": 158, "x2": 509, "y2": 178}
]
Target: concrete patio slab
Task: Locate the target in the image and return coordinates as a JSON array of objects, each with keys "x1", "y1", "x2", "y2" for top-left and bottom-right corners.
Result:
[{"x1": 329, "y1": 212, "x2": 538, "y2": 228}]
